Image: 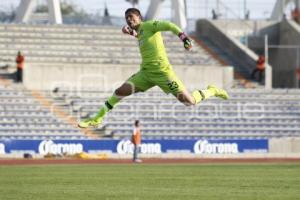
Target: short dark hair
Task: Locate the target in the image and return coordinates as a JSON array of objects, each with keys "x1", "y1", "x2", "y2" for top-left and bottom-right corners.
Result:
[
  {"x1": 134, "y1": 120, "x2": 140, "y2": 126},
  {"x1": 125, "y1": 8, "x2": 143, "y2": 19}
]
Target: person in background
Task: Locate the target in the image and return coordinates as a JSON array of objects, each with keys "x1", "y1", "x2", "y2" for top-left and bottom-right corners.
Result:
[
  {"x1": 212, "y1": 9, "x2": 218, "y2": 20},
  {"x1": 15, "y1": 51, "x2": 25, "y2": 82},
  {"x1": 251, "y1": 55, "x2": 265, "y2": 82},
  {"x1": 132, "y1": 120, "x2": 142, "y2": 163},
  {"x1": 291, "y1": 7, "x2": 300, "y2": 24},
  {"x1": 297, "y1": 67, "x2": 300, "y2": 88},
  {"x1": 245, "y1": 10, "x2": 250, "y2": 20}
]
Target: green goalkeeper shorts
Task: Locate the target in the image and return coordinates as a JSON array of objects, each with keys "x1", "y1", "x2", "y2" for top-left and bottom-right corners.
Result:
[{"x1": 126, "y1": 69, "x2": 186, "y2": 96}]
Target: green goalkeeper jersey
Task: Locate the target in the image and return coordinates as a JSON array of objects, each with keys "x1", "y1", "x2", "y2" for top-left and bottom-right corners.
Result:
[{"x1": 136, "y1": 20, "x2": 182, "y2": 72}]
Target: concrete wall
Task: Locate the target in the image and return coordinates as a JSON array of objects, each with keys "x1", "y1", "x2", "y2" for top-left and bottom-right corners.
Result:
[
  {"x1": 258, "y1": 22, "x2": 280, "y2": 45},
  {"x1": 205, "y1": 20, "x2": 276, "y2": 39},
  {"x1": 197, "y1": 20, "x2": 257, "y2": 73},
  {"x1": 246, "y1": 20, "x2": 300, "y2": 88},
  {"x1": 196, "y1": 19, "x2": 272, "y2": 89},
  {"x1": 271, "y1": 20, "x2": 300, "y2": 88},
  {"x1": 24, "y1": 63, "x2": 234, "y2": 91},
  {"x1": 269, "y1": 137, "x2": 300, "y2": 153},
  {"x1": 248, "y1": 22, "x2": 280, "y2": 52}
]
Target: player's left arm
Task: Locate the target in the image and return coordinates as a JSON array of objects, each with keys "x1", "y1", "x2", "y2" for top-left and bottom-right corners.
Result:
[{"x1": 151, "y1": 20, "x2": 192, "y2": 50}]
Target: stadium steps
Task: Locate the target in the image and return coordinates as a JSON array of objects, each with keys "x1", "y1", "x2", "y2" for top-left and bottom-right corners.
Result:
[
  {"x1": 194, "y1": 35, "x2": 263, "y2": 88},
  {"x1": 32, "y1": 90, "x2": 101, "y2": 138},
  {"x1": 0, "y1": 80, "x2": 96, "y2": 139}
]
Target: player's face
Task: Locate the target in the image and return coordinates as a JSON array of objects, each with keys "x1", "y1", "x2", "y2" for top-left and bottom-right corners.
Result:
[{"x1": 125, "y1": 12, "x2": 141, "y2": 30}]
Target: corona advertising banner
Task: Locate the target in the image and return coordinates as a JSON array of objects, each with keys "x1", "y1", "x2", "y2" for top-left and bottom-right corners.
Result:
[{"x1": 0, "y1": 139, "x2": 268, "y2": 155}]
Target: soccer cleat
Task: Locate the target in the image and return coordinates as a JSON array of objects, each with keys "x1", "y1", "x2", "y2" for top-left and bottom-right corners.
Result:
[
  {"x1": 208, "y1": 85, "x2": 229, "y2": 100},
  {"x1": 78, "y1": 117, "x2": 103, "y2": 128}
]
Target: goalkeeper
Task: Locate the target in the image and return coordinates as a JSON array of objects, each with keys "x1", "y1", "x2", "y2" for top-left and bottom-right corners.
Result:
[{"x1": 78, "y1": 8, "x2": 229, "y2": 128}]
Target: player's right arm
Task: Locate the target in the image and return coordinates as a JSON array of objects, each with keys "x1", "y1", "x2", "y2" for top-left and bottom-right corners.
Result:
[{"x1": 122, "y1": 25, "x2": 137, "y2": 37}]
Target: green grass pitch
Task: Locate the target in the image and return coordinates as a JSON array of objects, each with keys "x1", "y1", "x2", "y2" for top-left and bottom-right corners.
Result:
[{"x1": 0, "y1": 163, "x2": 299, "y2": 200}]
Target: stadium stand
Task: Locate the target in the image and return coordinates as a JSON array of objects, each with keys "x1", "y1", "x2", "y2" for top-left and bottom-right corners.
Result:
[
  {"x1": 0, "y1": 23, "x2": 235, "y2": 91},
  {"x1": 1, "y1": 6, "x2": 300, "y2": 140},
  {"x1": 0, "y1": 23, "x2": 226, "y2": 139},
  {"x1": 0, "y1": 82, "x2": 87, "y2": 140},
  {"x1": 2, "y1": 71, "x2": 299, "y2": 141},
  {"x1": 0, "y1": 21, "x2": 298, "y2": 140},
  {"x1": 0, "y1": 24, "x2": 219, "y2": 66},
  {"x1": 52, "y1": 88, "x2": 300, "y2": 139}
]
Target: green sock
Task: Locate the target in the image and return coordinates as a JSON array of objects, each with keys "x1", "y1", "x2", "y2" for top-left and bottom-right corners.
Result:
[
  {"x1": 201, "y1": 89, "x2": 215, "y2": 99},
  {"x1": 192, "y1": 90, "x2": 203, "y2": 104},
  {"x1": 94, "y1": 95, "x2": 120, "y2": 119},
  {"x1": 192, "y1": 89, "x2": 215, "y2": 104}
]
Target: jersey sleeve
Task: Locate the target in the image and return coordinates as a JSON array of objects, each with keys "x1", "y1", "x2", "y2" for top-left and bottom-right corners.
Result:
[{"x1": 145, "y1": 20, "x2": 182, "y2": 35}]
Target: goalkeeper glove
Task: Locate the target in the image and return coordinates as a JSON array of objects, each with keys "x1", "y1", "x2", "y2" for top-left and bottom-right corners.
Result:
[
  {"x1": 178, "y1": 32, "x2": 192, "y2": 50},
  {"x1": 122, "y1": 25, "x2": 137, "y2": 37}
]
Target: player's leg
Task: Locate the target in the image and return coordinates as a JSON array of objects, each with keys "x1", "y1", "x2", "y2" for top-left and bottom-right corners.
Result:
[
  {"x1": 78, "y1": 71, "x2": 154, "y2": 128},
  {"x1": 176, "y1": 89, "x2": 197, "y2": 106},
  {"x1": 78, "y1": 82, "x2": 140, "y2": 128},
  {"x1": 155, "y1": 70, "x2": 229, "y2": 106},
  {"x1": 176, "y1": 85, "x2": 229, "y2": 106}
]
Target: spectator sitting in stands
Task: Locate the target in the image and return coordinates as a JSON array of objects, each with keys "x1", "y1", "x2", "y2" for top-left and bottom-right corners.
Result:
[
  {"x1": 251, "y1": 55, "x2": 265, "y2": 82},
  {"x1": 291, "y1": 7, "x2": 300, "y2": 24},
  {"x1": 15, "y1": 51, "x2": 25, "y2": 83},
  {"x1": 297, "y1": 68, "x2": 300, "y2": 88}
]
